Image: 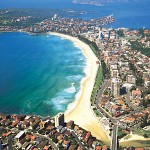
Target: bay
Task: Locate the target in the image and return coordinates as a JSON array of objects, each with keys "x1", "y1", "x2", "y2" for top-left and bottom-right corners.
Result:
[{"x1": 0, "y1": 32, "x2": 86, "y2": 116}]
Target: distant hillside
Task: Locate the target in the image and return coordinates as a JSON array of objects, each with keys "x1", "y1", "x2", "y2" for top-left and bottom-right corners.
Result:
[{"x1": 72, "y1": 0, "x2": 138, "y2": 6}]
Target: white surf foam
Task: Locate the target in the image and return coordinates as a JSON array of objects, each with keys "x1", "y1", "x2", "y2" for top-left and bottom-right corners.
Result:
[{"x1": 65, "y1": 83, "x2": 76, "y2": 94}]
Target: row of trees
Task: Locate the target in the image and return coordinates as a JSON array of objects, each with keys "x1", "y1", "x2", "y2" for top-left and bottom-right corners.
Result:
[{"x1": 77, "y1": 35, "x2": 99, "y2": 58}]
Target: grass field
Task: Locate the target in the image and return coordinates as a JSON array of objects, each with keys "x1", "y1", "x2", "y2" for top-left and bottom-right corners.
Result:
[
  {"x1": 133, "y1": 128, "x2": 150, "y2": 138},
  {"x1": 120, "y1": 140, "x2": 150, "y2": 147},
  {"x1": 91, "y1": 66, "x2": 103, "y2": 105}
]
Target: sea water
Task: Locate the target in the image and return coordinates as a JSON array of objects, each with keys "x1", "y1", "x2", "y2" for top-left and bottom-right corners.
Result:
[{"x1": 0, "y1": 32, "x2": 86, "y2": 116}]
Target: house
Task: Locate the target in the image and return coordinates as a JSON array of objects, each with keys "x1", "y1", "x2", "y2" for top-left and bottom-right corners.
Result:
[
  {"x1": 14, "y1": 131, "x2": 25, "y2": 142},
  {"x1": 63, "y1": 140, "x2": 70, "y2": 149},
  {"x1": 96, "y1": 146, "x2": 102, "y2": 150},
  {"x1": 38, "y1": 140, "x2": 49, "y2": 149},
  {"x1": 64, "y1": 130, "x2": 71, "y2": 137},
  {"x1": 66, "y1": 120, "x2": 74, "y2": 129},
  {"x1": 57, "y1": 134, "x2": 63, "y2": 141},
  {"x1": 135, "y1": 148, "x2": 144, "y2": 150},
  {"x1": 22, "y1": 142, "x2": 30, "y2": 150},
  {"x1": 30, "y1": 135, "x2": 36, "y2": 142},
  {"x1": 11, "y1": 120, "x2": 19, "y2": 127},
  {"x1": 68, "y1": 145, "x2": 78, "y2": 150},
  {"x1": 84, "y1": 131, "x2": 91, "y2": 143},
  {"x1": 131, "y1": 90, "x2": 142, "y2": 100},
  {"x1": 74, "y1": 125, "x2": 80, "y2": 132},
  {"x1": 23, "y1": 121, "x2": 30, "y2": 128},
  {"x1": 77, "y1": 146, "x2": 83, "y2": 150},
  {"x1": 34, "y1": 137, "x2": 43, "y2": 144},
  {"x1": 44, "y1": 146, "x2": 51, "y2": 150},
  {"x1": 88, "y1": 138, "x2": 94, "y2": 147},
  {"x1": 102, "y1": 145, "x2": 108, "y2": 150},
  {"x1": 19, "y1": 138, "x2": 26, "y2": 146},
  {"x1": 30, "y1": 120, "x2": 40, "y2": 130},
  {"x1": 26, "y1": 144, "x2": 32, "y2": 150},
  {"x1": 2, "y1": 131, "x2": 11, "y2": 138}
]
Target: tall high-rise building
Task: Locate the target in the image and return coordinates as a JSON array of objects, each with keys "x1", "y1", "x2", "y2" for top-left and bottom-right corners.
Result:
[
  {"x1": 111, "y1": 78, "x2": 120, "y2": 97},
  {"x1": 99, "y1": 29, "x2": 104, "y2": 40},
  {"x1": 55, "y1": 113, "x2": 64, "y2": 127}
]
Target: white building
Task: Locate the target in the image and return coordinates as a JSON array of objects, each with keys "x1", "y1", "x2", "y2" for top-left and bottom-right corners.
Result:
[
  {"x1": 111, "y1": 78, "x2": 120, "y2": 97},
  {"x1": 55, "y1": 113, "x2": 64, "y2": 127}
]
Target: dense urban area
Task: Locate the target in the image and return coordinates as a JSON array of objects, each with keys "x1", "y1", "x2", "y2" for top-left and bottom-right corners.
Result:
[{"x1": 0, "y1": 8, "x2": 150, "y2": 150}]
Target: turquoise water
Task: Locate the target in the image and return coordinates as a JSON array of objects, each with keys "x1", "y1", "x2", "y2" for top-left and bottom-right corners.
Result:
[{"x1": 0, "y1": 32, "x2": 86, "y2": 116}]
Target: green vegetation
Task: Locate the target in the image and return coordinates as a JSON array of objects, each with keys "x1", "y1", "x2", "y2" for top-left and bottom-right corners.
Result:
[
  {"x1": 101, "y1": 59, "x2": 110, "y2": 78},
  {"x1": 133, "y1": 128, "x2": 150, "y2": 138},
  {"x1": 123, "y1": 134, "x2": 132, "y2": 140},
  {"x1": 117, "y1": 127, "x2": 127, "y2": 139},
  {"x1": 103, "y1": 88, "x2": 110, "y2": 96},
  {"x1": 117, "y1": 29, "x2": 124, "y2": 37},
  {"x1": 91, "y1": 66, "x2": 103, "y2": 105},
  {"x1": 143, "y1": 133, "x2": 148, "y2": 138},
  {"x1": 142, "y1": 98, "x2": 150, "y2": 108},
  {"x1": 93, "y1": 107, "x2": 103, "y2": 117},
  {"x1": 120, "y1": 140, "x2": 150, "y2": 147},
  {"x1": 77, "y1": 35, "x2": 104, "y2": 108},
  {"x1": 130, "y1": 40, "x2": 150, "y2": 56},
  {"x1": 140, "y1": 113, "x2": 150, "y2": 128},
  {"x1": 129, "y1": 62, "x2": 144, "y2": 86},
  {"x1": 78, "y1": 35, "x2": 99, "y2": 58}
]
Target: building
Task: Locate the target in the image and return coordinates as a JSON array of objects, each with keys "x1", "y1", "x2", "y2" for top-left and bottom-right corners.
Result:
[
  {"x1": 14, "y1": 131, "x2": 25, "y2": 142},
  {"x1": 111, "y1": 69, "x2": 119, "y2": 78},
  {"x1": 55, "y1": 113, "x2": 64, "y2": 127},
  {"x1": 99, "y1": 29, "x2": 104, "y2": 40},
  {"x1": 131, "y1": 90, "x2": 142, "y2": 100},
  {"x1": 126, "y1": 74, "x2": 136, "y2": 84},
  {"x1": 111, "y1": 78, "x2": 120, "y2": 97}
]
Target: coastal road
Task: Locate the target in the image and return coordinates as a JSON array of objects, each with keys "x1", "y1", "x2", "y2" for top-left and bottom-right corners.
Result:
[
  {"x1": 111, "y1": 124, "x2": 118, "y2": 150},
  {"x1": 95, "y1": 79, "x2": 117, "y2": 123},
  {"x1": 96, "y1": 79, "x2": 110, "y2": 104}
]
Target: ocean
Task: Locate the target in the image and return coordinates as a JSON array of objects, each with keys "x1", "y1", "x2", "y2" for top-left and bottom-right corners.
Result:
[
  {"x1": 0, "y1": 32, "x2": 86, "y2": 116},
  {"x1": 0, "y1": 0, "x2": 150, "y2": 28}
]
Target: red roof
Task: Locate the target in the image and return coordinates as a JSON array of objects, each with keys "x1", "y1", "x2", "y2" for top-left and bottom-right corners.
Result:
[
  {"x1": 135, "y1": 148, "x2": 144, "y2": 150},
  {"x1": 132, "y1": 90, "x2": 141, "y2": 95}
]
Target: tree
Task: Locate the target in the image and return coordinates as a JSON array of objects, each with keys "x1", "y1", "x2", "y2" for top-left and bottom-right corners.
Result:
[
  {"x1": 143, "y1": 133, "x2": 148, "y2": 138},
  {"x1": 117, "y1": 29, "x2": 124, "y2": 37}
]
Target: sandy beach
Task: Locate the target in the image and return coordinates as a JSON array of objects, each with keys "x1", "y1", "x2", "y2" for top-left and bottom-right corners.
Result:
[{"x1": 48, "y1": 32, "x2": 110, "y2": 145}]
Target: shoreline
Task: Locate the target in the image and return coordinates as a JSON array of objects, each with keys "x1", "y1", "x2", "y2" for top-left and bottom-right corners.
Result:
[
  {"x1": 48, "y1": 32, "x2": 111, "y2": 144},
  {"x1": 1, "y1": 31, "x2": 150, "y2": 147}
]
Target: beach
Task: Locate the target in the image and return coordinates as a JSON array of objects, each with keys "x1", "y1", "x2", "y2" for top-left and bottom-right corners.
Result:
[{"x1": 48, "y1": 32, "x2": 110, "y2": 145}]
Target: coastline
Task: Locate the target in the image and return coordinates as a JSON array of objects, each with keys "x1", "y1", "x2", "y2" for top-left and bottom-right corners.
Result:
[
  {"x1": 48, "y1": 32, "x2": 111, "y2": 145},
  {"x1": 1, "y1": 31, "x2": 149, "y2": 147}
]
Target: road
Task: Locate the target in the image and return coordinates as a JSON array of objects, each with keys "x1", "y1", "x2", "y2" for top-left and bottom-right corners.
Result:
[
  {"x1": 71, "y1": 131, "x2": 86, "y2": 149},
  {"x1": 111, "y1": 125, "x2": 118, "y2": 150},
  {"x1": 95, "y1": 79, "x2": 117, "y2": 123},
  {"x1": 96, "y1": 79, "x2": 110, "y2": 104}
]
